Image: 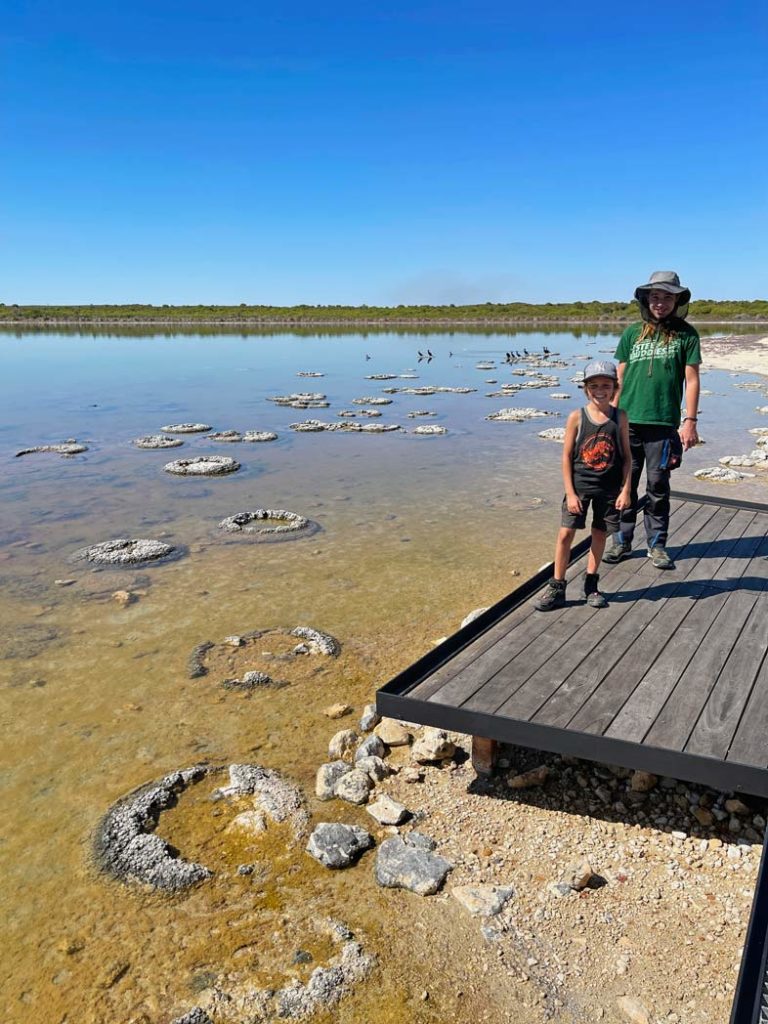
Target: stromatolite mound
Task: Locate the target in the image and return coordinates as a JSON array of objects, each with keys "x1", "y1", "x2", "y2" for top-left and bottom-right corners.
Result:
[
  {"x1": 164, "y1": 455, "x2": 240, "y2": 476},
  {"x1": 95, "y1": 765, "x2": 215, "y2": 891},
  {"x1": 16, "y1": 441, "x2": 88, "y2": 457},
  {"x1": 486, "y1": 407, "x2": 553, "y2": 422},
  {"x1": 72, "y1": 538, "x2": 176, "y2": 566},
  {"x1": 213, "y1": 763, "x2": 310, "y2": 839},
  {"x1": 209, "y1": 430, "x2": 243, "y2": 442},
  {"x1": 160, "y1": 423, "x2": 212, "y2": 434},
  {"x1": 412, "y1": 425, "x2": 447, "y2": 436},
  {"x1": 219, "y1": 509, "x2": 310, "y2": 535},
  {"x1": 243, "y1": 430, "x2": 278, "y2": 442},
  {"x1": 132, "y1": 435, "x2": 184, "y2": 449}
]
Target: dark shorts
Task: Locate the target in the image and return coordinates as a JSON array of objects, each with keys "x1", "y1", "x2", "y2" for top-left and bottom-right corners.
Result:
[{"x1": 561, "y1": 493, "x2": 620, "y2": 533}]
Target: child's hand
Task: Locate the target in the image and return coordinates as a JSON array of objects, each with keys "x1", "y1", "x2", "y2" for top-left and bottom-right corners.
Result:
[
  {"x1": 566, "y1": 493, "x2": 583, "y2": 514},
  {"x1": 615, "y1": 488, "x2": 631, "y2": 511}
]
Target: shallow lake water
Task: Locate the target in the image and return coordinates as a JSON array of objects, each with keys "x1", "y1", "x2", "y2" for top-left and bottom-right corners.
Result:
[{"x1": 2, "y1": 326, "x2": 767, "y2": 1024}]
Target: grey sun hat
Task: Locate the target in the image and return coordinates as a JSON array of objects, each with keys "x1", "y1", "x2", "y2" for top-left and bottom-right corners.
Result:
[
  {"x1": 583, "y1": 359, "x2": 618, "y2": 384},
  {"x1": 634, "y1": 271, "x2": 691, "y2": 318}
]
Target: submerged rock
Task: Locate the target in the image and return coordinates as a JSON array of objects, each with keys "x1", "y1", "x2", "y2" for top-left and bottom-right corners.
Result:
[
  {"x1": 306, "y1": 822, "x2": 374, "y2": 868},
  {"x1": 243, "y1": 430, "x2": 278, "y2": 442}
]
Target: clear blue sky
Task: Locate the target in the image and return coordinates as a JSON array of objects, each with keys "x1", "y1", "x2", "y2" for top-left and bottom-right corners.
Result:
[{"x1": 2, "y1": 1, "x2": 766, "y2": 305}]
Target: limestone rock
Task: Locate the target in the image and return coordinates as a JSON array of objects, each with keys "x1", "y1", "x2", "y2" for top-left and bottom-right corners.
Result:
[
  {"x1": 375, "y1": 835, "x2": 452, "y2": 895},
  {"x1": 334, "y1": 769, "x2": 374, "y2": 805},
  {"x1": 359, "y1": 703, "x2": 381, "y2": 731},
  {"x1": 451, "y1": 884, "x2": 514, "y2": 917},
  {"x1": 506, "y1": 765, "x2": 549, "y2": 789},
  {"x1": 616, "y1": 995, "x2": 650, "y2": 1024},
  {"x1": 226, "y1": 810, "x2": 267, "y2": 835},
  {"x1": 374, "y1": 718, "x2": 412, "y2": 746},
  {"x1": 411, "y1": 728, "x2": 455, "y2": 763},
  {"x1": 315, "y1": 761, "x2": 353, "y2": 801},
  {"x1": 323, "y1": 703, "x2": 352, "y2": 720},
  {"x1": 630, "y1": 770, "x2": 658, "y2": 793},
  {"x1": 561, "y1": 858, "x2": 595, "y2": 891},
  {"x1": 306, "y1": 823, "x2": 374, "y2": 869},
  {"x1": 367, "y1": 795, "x2": 409, "y2": 826},
  {"x1": 355, "y1": 755, "x2": 392, "y2": 783},
  {"x1": 328, "y1": 729, "x2": 358, "y2": 761},
  {"x1": 355, "y1": 734, "x2": 386, "y2": 761}
]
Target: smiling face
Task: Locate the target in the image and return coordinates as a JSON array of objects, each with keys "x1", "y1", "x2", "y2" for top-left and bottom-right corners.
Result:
[
  {"x1": 584, "y1": 376, "x2": 617, "y2": 408},
  {"x1": 647, "y1": 288, "x2": 678, "y2": 321}
]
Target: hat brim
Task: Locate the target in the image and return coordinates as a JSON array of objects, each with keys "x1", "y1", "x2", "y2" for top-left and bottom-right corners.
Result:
[{"x1": 635, "y1": 283, "x2": 691, "y2": 302}]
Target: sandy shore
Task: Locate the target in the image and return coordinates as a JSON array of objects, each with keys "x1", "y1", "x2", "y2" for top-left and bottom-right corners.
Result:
[{"x1": 701, "y1": 333, "x2": 768, "y2": 376}]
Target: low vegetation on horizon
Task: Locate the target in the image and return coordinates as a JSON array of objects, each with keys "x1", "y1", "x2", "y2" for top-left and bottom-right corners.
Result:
[{"x1": 1, "y1": 299, "x2": 767, "y2": 323}]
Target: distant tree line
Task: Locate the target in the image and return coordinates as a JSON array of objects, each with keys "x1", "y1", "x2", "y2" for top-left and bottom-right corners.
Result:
[{"x1": 0, "y1": 299, "x2": 766, "y2": 323}]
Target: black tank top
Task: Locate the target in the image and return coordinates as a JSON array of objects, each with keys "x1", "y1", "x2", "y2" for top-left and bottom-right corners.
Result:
[{"x1": 572, "y1": 406, "x2": 623, "y2": 496}]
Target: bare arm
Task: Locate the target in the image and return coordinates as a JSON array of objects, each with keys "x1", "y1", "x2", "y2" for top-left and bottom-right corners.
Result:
[
  {"x1": 562, "y1": 411, "x2": 582, "y2": 513},
  {"x1": 680, "y1": 363, "x2": 700, "y2": 450},
  {"x1": 616, "y1": 410, "x2": 632, "y2": 510},
  {"x1": 611, "y1": 362, "x2": 626, "y2": 408}
]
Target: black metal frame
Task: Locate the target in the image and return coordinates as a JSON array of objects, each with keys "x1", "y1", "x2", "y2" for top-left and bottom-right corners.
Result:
[
  {"x1": 731, "y1": 831, "x2": 768, "y2": 1023},
  {"x1": 376, "y1": 490, "x2": 768, "y2": 795}
]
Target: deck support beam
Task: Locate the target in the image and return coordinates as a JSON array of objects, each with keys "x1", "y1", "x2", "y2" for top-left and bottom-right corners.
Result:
[{"x1": 471, "y1": 736, "x2": 499, "y2": 775}]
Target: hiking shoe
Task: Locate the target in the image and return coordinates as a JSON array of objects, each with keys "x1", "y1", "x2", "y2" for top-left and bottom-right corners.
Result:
[
  {"x1": 534, "y1": 578, "x2": 566, "y2": 611},
  {"x1": 648, "y1": 545, "x2": 675, "y2": 570},
  {"x1": 582, "y1": 572, "x2": 608, "y2": 608},
  {"x1": 602, "y1": 539, "x2": 632, "y2": 564}
]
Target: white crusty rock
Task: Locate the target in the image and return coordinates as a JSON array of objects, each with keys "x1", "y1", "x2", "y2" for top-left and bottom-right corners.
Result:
[
  {"x1": 375, "y1": 834, "x2": 452, "y2": 895},
  {"x1": 316, "y1": 761, "x2": 353, "y2": 800},
  {"x1": 412, "y1": 425, "x2": 447, "y2": 435},
  {"x1": 328, "y1": 729, "x2": 358, "y2": 761},
  {"x1": 243, "y1": 430, "x2": 278, "y2": 442},
  {"x1": 460, "y1": 607, "x2": 488, "y2": 628},
  {"x1": 160, "y1": 423, "x2": 211, "y2": 433},
  {"x1": 694, "y1": 466, "x2": 756, "y2": 482},
  {"x1": 451, "y1": 884, "x2": 514, "y2": 917},
  {"x1": 334, "y1": 769, "x2": 374, "y2": 805},
  {"x1": 411, "y1": 727, "x2": 456, "y2": 763},
  {"x1": 132, "y1": 435, "x2": 184, "y2": 449},
  {"x1": 367, "y1": 794, "x2": 409, "y2": 826},
  {"x1": 359, "y1": 703, "x2": 381, "y2": 732},
  {"x1": 538, "y1": 427, "x2": 566, "y2": 442},
  {"x1": 355, "y1": 755, "x2": 392, "y2": 783},
  {"x1": 164, "y1": 455, "x2": 240, "y2": 475},
  {"x1": 306, "y1": 822, "x2": 374, "y2": 869},
  {"x1": 486, "y1": 407, "x2": 553, "y2": 422},
  {"x1": 355, "y1": 734, "x2": 387, "y2": 761}
]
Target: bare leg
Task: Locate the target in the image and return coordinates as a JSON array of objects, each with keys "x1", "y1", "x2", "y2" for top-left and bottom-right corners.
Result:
[
  {"x1": 554, "y1": 527, "x2": 576, "y2": 580},
  {"x1": 587, "y1": 527, "x2": 607, "y2": 573}
]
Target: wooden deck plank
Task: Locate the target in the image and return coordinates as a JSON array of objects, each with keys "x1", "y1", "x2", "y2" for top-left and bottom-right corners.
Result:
[
  {"x1": 726, "y1": 649, "x2": 768, "y2": 767},
  {"x1": 647, "y1": 523, "x2": 768, "y2": 752},
  {"x1": 577, "y1": 507, "x2": 752, "y2": 740},
  {"x1": 605, "y1": 511, "x2": 759, "y2": 745},
  {"x1": 686, "y1": 536, "x2": 768, "y2": 759},
  {"x1": 533, "y1": 502, "x2": 726, "y2": 729},
  {"x1": 411, "y1": 500, "x2": 693, "y2": 705}
]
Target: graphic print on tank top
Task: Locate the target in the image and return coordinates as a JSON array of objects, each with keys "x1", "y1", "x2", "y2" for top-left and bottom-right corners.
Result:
[{"x1": 577, "y1": 430, "x2": 617, "y2": 472}]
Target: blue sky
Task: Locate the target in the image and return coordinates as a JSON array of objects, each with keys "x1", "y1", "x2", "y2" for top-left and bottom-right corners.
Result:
[{"x1": 2, "y1": 1, "x2": 766, "y2": 305}]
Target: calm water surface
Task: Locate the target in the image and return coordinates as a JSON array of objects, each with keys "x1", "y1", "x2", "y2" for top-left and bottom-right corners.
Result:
[{"x1": 2, "y1": 328, "x2": 767, "y2": 1024}]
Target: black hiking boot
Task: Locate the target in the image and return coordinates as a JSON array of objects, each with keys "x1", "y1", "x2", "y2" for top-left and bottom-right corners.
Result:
[
  {"x1": 534, "y1": 578, "x2": 566, "y2": 611},
  {"x1": 602, "y1": 537, "x2": 632, "y2": 564},
  {"x1": 582, "y1": 572, "x2": 608, "y2": 608}
]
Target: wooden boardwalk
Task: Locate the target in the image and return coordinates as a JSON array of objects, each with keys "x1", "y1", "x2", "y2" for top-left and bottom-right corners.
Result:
[{"x1": 377, "y1": 492, "x2": 768, "y2": 796}]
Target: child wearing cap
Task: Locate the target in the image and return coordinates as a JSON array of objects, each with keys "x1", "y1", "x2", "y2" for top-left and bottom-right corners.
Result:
[
  {"x1": 603, "y1": 271, "x2": 701, "y2": 570},
  {"x1": 534, "y1": 360, "x2": 631, "y2": 611}
]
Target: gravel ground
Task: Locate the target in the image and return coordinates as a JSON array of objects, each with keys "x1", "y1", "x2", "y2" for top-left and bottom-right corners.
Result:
[{"x1": 379, "y1": 734, "x2": 766, "y2": 1024}]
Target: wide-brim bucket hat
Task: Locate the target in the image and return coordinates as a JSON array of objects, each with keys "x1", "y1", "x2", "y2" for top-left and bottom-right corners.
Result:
[{"x1": 635, "y1": 270, "x2": 691, "y2": 319}]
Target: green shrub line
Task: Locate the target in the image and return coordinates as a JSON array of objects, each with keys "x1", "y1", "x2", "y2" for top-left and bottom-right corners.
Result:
[{"x1": 1, "y1": 300, "x2": 767, "y2": 324}]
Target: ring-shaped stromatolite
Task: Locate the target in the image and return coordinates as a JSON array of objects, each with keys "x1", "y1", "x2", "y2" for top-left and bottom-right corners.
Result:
[
  {"x1": 164, "y1": 455, "x2": 240, "y2": 476},
  {"x1": 95, "y1": 763, "x2": 309, "y2": 891},
  {"x1": 132, "y1": 435, "x2": 184, "y2": 449},
  {"x1": 15, "y1": 442, "x2": 88, "y2": 457},
  {"x1": 160, "y1": 423, "x2": 212, "y2": 434},
  {"x1": 188, "y1": 626, "x2": 340, "y2": 680},
  {"x1": 218, "y1": 509, "x2": 317, "y2": 540},
  {"x1": 72, "y1": 538, "x2": 177, "y2": 566},
  {"x1": 209, "y1": 430, "x2": 243, "y2": 442}
]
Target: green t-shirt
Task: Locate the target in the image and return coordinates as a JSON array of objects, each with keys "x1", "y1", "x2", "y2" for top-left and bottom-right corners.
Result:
[{"x1": 614, "y1": 320, "x2": 701, "y2": 427}]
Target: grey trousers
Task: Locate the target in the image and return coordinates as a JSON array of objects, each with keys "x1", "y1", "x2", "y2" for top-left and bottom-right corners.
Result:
[{"x1": 617, "y1": 424, "x2": 679, "y2": 548}]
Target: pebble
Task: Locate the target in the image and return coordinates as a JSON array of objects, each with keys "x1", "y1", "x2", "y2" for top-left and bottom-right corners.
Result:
[
  {"x1": 374, "y1": 718, "x2": 412, "y2": 746},
  {"x1": 367, "y1": 795, "x2": 409, "y2": 826},
  {"x1": 359, "y1": 703, "x2": 381, "y2": 731},
  {"x1": 322, "y1": 703, "x2": 352, "y2": 720}
]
